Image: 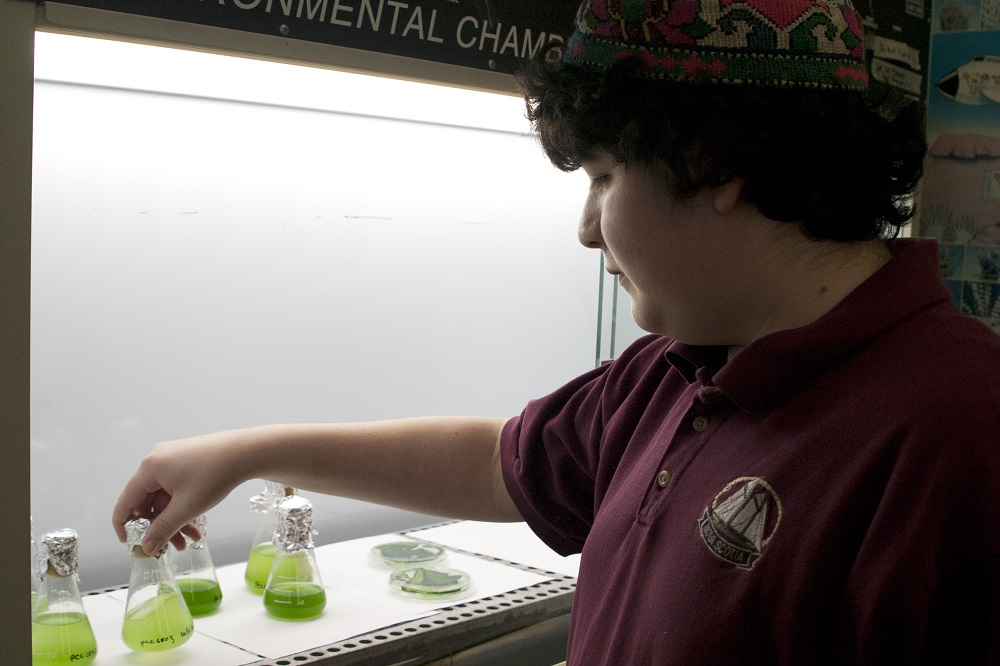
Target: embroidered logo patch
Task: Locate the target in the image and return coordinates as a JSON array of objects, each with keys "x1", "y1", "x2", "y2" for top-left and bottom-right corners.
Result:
[{"x1": 698, "y1": 476, "x2": 782, "y2": 569}]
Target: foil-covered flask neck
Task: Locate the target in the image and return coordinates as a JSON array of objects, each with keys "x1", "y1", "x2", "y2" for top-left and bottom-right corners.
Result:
[
  {"x1": 249, "y1": 480, "x2": 289, "y2": 513},
  {"x1": 184, "y1": 514, "x2": 208, "y2": 550},
  {"x1": 124, "y1": 517, "x2": 167, "y2": 558},
  {"x1": 273, "y1": 495, "x2": 316, "y2": 553},
  {"x1": 37, "y1": 528, "x2": 79, "y2": 579}
]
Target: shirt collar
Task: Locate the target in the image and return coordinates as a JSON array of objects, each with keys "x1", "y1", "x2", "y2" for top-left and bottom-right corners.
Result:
[{"x1": 663, "y1": 238, "x2": 951, "y2": 413}]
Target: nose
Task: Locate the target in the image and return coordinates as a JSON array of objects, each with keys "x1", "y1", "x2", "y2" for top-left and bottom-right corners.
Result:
[{"x1": 578, "y1": 195, "x2": 602, "y2": 249}]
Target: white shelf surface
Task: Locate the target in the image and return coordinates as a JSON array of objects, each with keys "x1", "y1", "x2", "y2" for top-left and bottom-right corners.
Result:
[
  {"x1": 79, "y1": 522, "x2": 567, "y2": 664},
  {"x1": 407, "y1": 521, "x2": 581, "y2": 578}
]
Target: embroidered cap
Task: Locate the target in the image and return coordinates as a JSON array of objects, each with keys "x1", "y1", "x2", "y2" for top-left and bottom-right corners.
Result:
[{"x1": 563, "y1": 0, "x2": 868, "y2": 90}]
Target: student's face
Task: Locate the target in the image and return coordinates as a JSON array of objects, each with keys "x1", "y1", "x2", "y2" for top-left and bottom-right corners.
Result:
[{"x1": 578, "y1": 151, "x2": 750, "y2": 345}]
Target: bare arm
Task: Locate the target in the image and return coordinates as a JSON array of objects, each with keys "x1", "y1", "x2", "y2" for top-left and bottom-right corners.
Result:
[{"x1": 112, "y1": 416, "x2": 522, "y2": 555}]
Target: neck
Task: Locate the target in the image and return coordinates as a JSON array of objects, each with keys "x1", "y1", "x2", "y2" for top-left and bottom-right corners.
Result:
[{"x1": 727, "y1": 233, "x2": 891, "y2": 360}]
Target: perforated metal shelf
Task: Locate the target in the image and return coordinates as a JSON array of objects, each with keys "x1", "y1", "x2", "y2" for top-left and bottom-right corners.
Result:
[
  {"x1": 249, "y1": 523, "x2": 577, "y2": 666},
  {"x1": 82, "y1": 524, "x2": 577, "y2": 666}
]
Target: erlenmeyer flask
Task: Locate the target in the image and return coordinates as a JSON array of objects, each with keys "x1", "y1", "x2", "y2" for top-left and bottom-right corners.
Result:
[
  {"x1": 245, "y1": 482, "x2": 294, "y2": 594},
  {"x1": 31, "y1": 528, "x2": 98, "y2": 665},
  {"x1": 121, "y1": 518, "x2": 194, "y2": 652},
  {"x1": 263, "y1": 495, "x2": 326, "y2": 620},
  {"x1": 170, "y1": 514, "x2": 222, "y2": 616}
]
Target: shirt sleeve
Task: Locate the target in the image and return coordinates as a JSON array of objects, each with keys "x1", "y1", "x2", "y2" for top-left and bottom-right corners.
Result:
[{"x1": 500, "y1": 334, "x2": 669, "y2": 556}]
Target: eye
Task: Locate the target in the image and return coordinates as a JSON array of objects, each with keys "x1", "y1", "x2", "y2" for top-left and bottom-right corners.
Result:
[
  {"x1": 589, "y1": 173, "x2": 610, "y2": 190},
  {"x1": 580, "y1": 153, "x2": 617, "y2": 192}
]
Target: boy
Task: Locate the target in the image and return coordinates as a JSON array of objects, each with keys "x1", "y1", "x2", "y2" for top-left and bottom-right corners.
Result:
[{"x1": 114, "y1": 0, "x2": 1000, "y2": 662}]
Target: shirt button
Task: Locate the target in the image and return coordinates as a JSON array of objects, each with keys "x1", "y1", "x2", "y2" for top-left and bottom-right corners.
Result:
[
  {"x1": 692, "y1": 415, "x2": 710, "y2": 432},
  {"x1": 657, "y1": 469, "x2": 671, "y2": 488}
]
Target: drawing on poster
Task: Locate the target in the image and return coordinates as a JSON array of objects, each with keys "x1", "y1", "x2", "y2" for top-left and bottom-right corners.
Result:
[
  {"x1": 920, "y1": 26, "x2": 1000, "y2": 331},
  {"x1": 934, "y1": 0, "x2": 1000, "y2": 31},
  {"x1": 935, "y1": 55, "x2": 1000, "y2": 103}
]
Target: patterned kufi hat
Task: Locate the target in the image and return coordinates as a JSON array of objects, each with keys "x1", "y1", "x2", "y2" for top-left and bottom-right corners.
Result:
[{"x1": 563, "y1": 0, "x2": 868, "y2": 90}]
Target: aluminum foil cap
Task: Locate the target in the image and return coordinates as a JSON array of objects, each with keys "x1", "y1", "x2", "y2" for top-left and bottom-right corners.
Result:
[
  {"x1": 37, "y1": 528, "x2": 79, "y2": 579},
  {"x1": 183, "y1": 514, "x2": 208, "y2": 550},
  {"x1": 272, "y1": 495, "x2": 316, "y2": 553},
  {"x1": 249, "y1": 480, "x2": 287, "y2": 513},
  {"x1": 125, "y1": 517, "x2": 167, "y2": 558}
]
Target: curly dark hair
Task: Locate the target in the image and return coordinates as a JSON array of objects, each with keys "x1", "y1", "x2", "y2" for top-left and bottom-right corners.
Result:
[{"x1": 516, "y1": 54, "x2": 927, "y2": 242}]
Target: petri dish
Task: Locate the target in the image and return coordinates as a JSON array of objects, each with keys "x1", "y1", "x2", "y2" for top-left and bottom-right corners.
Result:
[
  {"x1": 388, "y1": 566, "x2": 472, "y2": 600},
  {"x1": 369, "y1": 541, "x2": 447, "y2": 569}
]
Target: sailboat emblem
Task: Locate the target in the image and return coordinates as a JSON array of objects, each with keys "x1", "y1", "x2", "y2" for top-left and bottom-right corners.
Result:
[{"x1": 698, "y1": 477, "x2": 782, "y2": 569}]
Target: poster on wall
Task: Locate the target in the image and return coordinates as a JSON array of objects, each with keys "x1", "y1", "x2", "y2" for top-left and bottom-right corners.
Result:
[
  {"x1": 917, "y1": 2, "x2": 1000, "y2": 333},
  {"x1": 934, "y1": 0, "x2": 1000, "y2": 30},
  {"x1": 860, "y1": 0, "x2": 932, "y2": 100}
]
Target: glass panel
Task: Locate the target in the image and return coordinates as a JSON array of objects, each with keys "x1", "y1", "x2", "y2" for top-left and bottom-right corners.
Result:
[
  {"x1": 595, "y1": 259, "x2": 647, "y2": 364},
  {"x1": 30, "y1": 33, "x2": 597, "y2": 589}
]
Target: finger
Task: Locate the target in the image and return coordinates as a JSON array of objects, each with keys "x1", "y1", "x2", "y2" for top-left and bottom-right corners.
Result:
[
  {"x1": 150, "y1": 491, "x2": 195, "y2": 553},
  {"x1": 160, "y1": 520, "x2": 203, "y2": 553},
  {"x1": 180, "y1": 522, "x2": 203, "y2": 543},
  {"x1": 140, "y1": 492, "x2": 205, "y2": 556},
  {"x1": 112, "y1": 488, "x2": 157, "y2": 542},
  {"x1": 168, "y1": 532, "x2": 188, "y2": 552}
]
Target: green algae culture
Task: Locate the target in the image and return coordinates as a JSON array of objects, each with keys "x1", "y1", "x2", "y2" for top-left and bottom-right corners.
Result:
[
  {"x1": 248, "y1": 542, "x2": 307, "y2": 593},
  {"x1": 170, "y1": 514, "x2": 223, "y2": 615},
  {"x1": 32, "y1": 529, "x2": 98, "y2": 666},
  {"x1": 370, "y1": 541, "x2": 447, "y2": 569},
  {"x1": 245, "y1": 482, "x2": 293, "y2": 593},
  {"x1": 121, "y1": 518, "x2": 194, "y2": 653},
  {"x1": 245, "y1": 542, "x2": 277, "y2": 593},
  {"x1": 263, "y1": 582, "x2": 327, "y2": 620},
  {"x1": 177, "y1": 577, "x2": 223, "y2": 616},
  {"x1": 263, "y1": 496, "x2": 327, "y2": 620},
  {"x1": 389, "y1": 566, "x2": 472, "y2": 600},
  {"x1": 32, "y1": 611, "x2": 98, "y2": 665},
  {"x1": 121, "y1": 591, "x2": 194, "y2": 652}
]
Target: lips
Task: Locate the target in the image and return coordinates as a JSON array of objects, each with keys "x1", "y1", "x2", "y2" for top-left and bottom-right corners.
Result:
[
  {"x1": 606, "y1": 270, "x2": 628, "y2": 291},
  {"x1": 603, "y1": 254, "x2": 626, "y2": 288}
]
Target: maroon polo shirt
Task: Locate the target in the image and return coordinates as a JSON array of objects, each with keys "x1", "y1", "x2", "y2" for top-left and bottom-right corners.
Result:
[{"x1": 501, "y1": 239, "x2": 1000, "y2": 665}]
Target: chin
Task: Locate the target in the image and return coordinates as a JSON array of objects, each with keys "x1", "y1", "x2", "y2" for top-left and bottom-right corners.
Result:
[{"x1": 637, "y1": 317, "x2": 731, "y2": 346}]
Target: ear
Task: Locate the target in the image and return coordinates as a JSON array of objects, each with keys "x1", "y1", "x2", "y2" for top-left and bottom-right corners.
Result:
[{"x1": 712, "y1": 178, "x2": 745, "y2": 214}]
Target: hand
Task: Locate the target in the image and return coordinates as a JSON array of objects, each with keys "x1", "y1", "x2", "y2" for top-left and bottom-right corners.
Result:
[{"x1": 112, "y1": 429, "x2": 253, "y2": 556}]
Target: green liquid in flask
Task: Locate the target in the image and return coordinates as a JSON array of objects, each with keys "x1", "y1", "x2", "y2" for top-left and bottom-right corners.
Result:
[
  {"x1": 177, "y1": 578, "x2": 223, "y2": 615},
  {"x1": 263, "y1": 582, "x2": 327, "y2": 620},
  {"x1": 121, "y1": 592, "x2": 194, "y2": 652},
  {"x1": 32, "y1": 611, "x2": 98, "y2": 666},
  {"x1": 245, "y1": 542, "x2": 276, "y2": 593}
]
